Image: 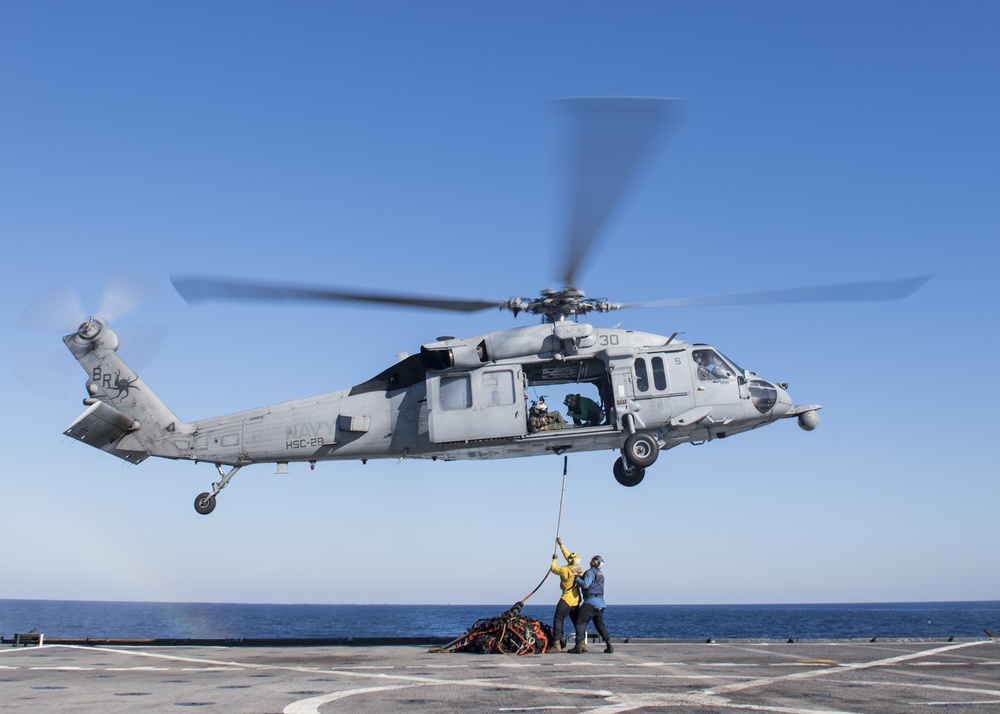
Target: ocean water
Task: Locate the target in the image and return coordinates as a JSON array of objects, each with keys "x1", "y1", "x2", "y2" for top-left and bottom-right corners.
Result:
[{"x1": 2, "y1": 600, "x2": 998, "y2": 640}]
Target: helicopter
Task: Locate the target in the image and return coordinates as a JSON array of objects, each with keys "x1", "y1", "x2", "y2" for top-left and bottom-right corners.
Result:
[{"x1": 59, "y1": 98, "x2": 930, "y2": 514}]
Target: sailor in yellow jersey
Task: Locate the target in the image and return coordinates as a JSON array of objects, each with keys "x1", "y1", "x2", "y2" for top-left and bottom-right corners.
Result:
[{"x1": 550, "y1": 537, "x2": 584, "y2": 652}]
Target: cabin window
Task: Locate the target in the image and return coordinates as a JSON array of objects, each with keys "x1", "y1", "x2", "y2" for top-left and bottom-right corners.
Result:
[
  {"x1": 651, "y1": 356, "x2": 667, "y2": 391},
  {"x1": 440, "y1": 375, "x2": 472, "y2": 410},
  {"x1": 634, "y1": 358, "x2": 649, "y2": 392},
  {"x1": 483, "y1": 370, "x2": 516, "y2": 407}
]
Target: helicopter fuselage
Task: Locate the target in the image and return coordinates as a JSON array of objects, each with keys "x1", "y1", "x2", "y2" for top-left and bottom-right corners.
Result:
[{"x1": 63, "y1": 319, "x2": 820, "y2": 503}]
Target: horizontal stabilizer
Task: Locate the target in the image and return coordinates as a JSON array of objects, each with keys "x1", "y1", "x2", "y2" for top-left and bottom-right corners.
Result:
[{"x1": 64, "y1": 401, "x2": 150, "y2": 464}]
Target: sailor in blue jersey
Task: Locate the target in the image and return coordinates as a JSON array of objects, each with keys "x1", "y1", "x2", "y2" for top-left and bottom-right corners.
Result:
[{"x1": 568, "y1": 555, "x2": 613, "y2": 654}]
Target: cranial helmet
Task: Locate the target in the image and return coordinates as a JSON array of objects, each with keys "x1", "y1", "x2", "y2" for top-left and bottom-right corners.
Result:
[
  {"x1": 591, "y1": 555, "x2": 604, "y2": 568},
  {"x1": 568, "y1": 552, "x2": 580, "y2": 564},
  {"x1": 564, "y1": 394, "x2": 577, "y2": 405}
]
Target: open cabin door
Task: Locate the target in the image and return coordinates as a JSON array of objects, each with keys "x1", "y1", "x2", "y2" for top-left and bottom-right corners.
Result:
[{"x1": 426, "y1": 366, "x2": 527, "y2": 443}]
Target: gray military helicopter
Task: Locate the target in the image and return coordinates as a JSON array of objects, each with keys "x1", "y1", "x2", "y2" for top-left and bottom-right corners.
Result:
[{"x1": 60, "y1": 98, "x2": 930, "y2": 514}]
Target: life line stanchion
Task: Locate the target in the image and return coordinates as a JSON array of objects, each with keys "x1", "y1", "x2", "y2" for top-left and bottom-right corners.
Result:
[{"x1": 430, "y1": 456, "x2": 569, "y2": 654}]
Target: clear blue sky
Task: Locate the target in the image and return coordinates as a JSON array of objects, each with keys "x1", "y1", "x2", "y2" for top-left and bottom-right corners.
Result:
[{"x1": 2, "y1": 1, "x2": 998, "y2": 606}]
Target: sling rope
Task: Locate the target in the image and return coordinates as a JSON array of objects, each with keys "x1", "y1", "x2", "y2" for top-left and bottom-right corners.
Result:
[
  {"x1": 517, "y1": 455, "x2": 569, "y2": 604},
  {"x1": 430, "y1": 456, "x2": 569, "y2": 655}
]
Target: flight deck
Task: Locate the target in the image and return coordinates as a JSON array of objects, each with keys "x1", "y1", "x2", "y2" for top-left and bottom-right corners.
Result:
[{"x1": 2, "y1": 637, "x2": 998, "y2": 712}]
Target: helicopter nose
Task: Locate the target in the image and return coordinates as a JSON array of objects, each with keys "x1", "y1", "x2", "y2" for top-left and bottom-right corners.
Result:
[{"x1": 772, "y1": 382, "x2": 793, "y2": 418}]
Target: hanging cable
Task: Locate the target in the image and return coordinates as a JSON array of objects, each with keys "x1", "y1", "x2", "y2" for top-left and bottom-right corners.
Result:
[
  {"x1": 517, "y1": 455, "x2": 569, "y2": 605},
  {"x1": 431, "y1": 456, "x2": 570, "y2": 655}
]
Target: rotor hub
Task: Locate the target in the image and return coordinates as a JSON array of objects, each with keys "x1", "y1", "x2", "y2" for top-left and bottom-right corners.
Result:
[
  {"x1": 501, "y1": 287, "x2": 621, "y2": 322},
  {"x1": 76, "y1": 317, "x2": 104, "y2": 340}
]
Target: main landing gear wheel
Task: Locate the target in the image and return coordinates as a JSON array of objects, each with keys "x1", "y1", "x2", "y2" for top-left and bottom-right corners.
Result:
[
  {"x1": 194, "y1": 492, "x2": 217, "y2": 515},
  {"x1": 613, "y1": 457, "x2": 645, "y2": 487},
  {"x1": 623, "y1": 432, "x2": 659, "y2": 468}
]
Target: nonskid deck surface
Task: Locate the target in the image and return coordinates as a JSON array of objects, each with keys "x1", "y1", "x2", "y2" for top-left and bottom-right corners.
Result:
[{"x1": 1, "y1": 638, "x2": 998, "y2": 712}]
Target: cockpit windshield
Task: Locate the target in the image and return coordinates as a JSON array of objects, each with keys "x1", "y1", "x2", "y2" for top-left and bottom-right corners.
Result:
[{"x1": 718, "y1": 351, "x2": 744, "y2": 377}]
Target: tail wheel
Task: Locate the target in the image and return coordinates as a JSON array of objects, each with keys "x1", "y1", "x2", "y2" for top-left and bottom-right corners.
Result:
[
  {"x1": 613, "y1": 457, "x2": 645, "y2": 487},
  {"x1": 194, "y1": 492, "x2": 217, "y2": 515},
  {"x1": 623, "y1": 432, "x2": 659, "y2": 468}
]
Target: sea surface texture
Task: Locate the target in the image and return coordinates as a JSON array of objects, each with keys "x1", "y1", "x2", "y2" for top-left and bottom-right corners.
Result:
[{"x1": 2, "y1": 600, "x2": 998, "y2": 640}]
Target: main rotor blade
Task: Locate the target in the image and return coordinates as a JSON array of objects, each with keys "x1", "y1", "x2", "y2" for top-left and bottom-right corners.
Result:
[
  {"x1": 622, "y1": 274, "x2": 933, "y2": 309},
  {"x1": 171, "y1": 276, "x2": 506, "y2": 313},
  {"x1": 558, "y1": 97, "x2": 678, "y2": 288}
]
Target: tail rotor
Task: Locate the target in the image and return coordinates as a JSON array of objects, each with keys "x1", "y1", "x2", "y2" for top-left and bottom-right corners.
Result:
[{"x1": 17, "y1": 276, "x2": 167, "y2": 400}]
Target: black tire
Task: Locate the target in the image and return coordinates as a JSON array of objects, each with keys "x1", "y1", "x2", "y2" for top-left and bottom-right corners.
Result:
[
  {"x1": 623, "y1": 432, "x2": 659, "y2": 468},
  {"x1": 613, "y1": 457, "x2": 645, "y2": 487},
  {"x1": 194, "y1": 492, "x2": 217, "y2": 515}
]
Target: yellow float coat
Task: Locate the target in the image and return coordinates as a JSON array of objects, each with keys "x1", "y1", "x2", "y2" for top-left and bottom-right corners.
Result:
[{"x1": 550, "y1": 542, "x2": 583, "y2": 606}]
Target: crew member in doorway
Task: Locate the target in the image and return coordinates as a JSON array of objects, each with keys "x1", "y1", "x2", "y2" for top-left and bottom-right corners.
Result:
[
  {"x1": 529, "y1": 398, "x2": 572, "y2": 432},
  {"x1": 563, "y1": 393, "x2": 603, "y2": 426},
  {"x1": 550, "y1": 537, "x2": 583, "y2": 652},
  {"x1": 569, "y1": 555, "x2": 613, "y2": 654}
]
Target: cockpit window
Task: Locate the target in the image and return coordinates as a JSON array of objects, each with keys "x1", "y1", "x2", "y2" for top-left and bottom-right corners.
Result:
[
  {"x1": 718, "y1": 352, "x2": 743, "y2": 376},
  {"x1": 693, "y1": 349, "x2": 735, "y2": 381}
]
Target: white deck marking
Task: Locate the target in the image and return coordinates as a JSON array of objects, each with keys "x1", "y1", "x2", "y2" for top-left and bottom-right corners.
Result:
[
  {"x1": 926, "y1": 701, "x2": 1000, "y2": 707},
  {"x1": 707, "y1": 640, "x2": 988, "y2": 696},
  {"x1": 283, "y1": 682, "x2": 444, "y2": 714},
  {"x1": 853, "y1": 679, "x2": 1000, "y2": 700}
]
